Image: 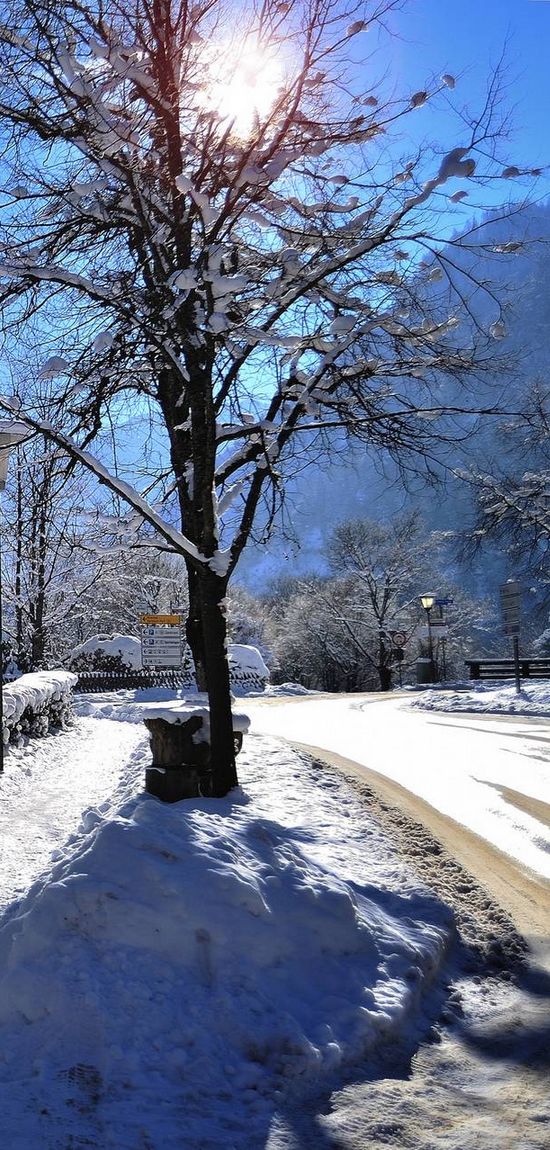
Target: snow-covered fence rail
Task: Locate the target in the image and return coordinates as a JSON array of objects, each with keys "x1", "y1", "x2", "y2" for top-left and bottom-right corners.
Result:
[
  {"x1": 74, "y1": 667, "x2": 267, "y2": 693},
  {"x1": 2, "y1": 670, "x2": 77, "y2": 748},
  {"x1": 73, "y1": 669, "x2": 196, "y2": 693}
]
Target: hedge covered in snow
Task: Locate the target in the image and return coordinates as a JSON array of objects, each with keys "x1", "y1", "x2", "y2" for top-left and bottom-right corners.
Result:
[
  {"x1": 228, "y1": 644, "x2": 270, "y2": 692},
  {"x1": 69, "y1": 634, "x2": 142, "y2": 672},
  {"x1": 2, "y1": 671, "x2": 77, "y2": 748}
]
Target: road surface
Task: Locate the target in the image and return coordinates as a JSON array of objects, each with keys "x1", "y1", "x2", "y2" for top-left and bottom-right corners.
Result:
[{"x1": 247, "y1": 692, "x2": 550, "y2": 882}]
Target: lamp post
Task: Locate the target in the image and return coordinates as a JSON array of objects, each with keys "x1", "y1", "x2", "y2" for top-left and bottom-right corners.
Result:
[
  {"x1": 420, "y1": 593, "x2": 436, "y2": 683},
  {"x1": 0, "y1": 421, "x2": 29, "y2": 772}
]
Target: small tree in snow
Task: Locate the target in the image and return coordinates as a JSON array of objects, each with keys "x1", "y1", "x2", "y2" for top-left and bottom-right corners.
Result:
[
  {"x1": 467, "y1": 384, "x2": 550, "y2": 598},
  {"x1": 326, "y1": 513, "x2": 435, "y2": 688},
  {"x1": 0, "y1": 0, "x2": 531, "y2": 791}
]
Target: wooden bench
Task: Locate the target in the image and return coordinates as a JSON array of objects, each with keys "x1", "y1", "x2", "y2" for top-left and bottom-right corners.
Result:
[{"x1": 465, "y1": 658, "x2": 550, "y2": 681}]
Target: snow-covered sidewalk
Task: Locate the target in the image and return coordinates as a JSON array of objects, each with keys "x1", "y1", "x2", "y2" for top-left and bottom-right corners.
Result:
[
  {"x1": 0, "y1": 715, "x2": 144, "y2": 911},
  {"x1": 0, "y1": 712, "x2": 454, "y2": 1150},
  {"x1": 409, "y1": 679, "x2": 550, "y2": 716}
]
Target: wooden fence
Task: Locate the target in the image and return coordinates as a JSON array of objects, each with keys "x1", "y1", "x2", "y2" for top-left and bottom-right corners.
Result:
[{"x1": 465, "y1": 658, "x2": 550, "y2": 681}]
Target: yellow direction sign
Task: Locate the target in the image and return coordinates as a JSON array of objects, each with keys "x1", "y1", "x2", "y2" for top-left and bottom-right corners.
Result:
[{"x1": 139, "y1": 613, "x2": 182, "y2": 625}]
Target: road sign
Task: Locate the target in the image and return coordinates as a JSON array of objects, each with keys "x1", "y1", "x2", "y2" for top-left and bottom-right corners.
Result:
[
  {"x1": 140, "y1": 613, "x2": 182, "y2": 625},
  {"x1": 434, "y1": 597, "x2": 453, "y2": 607},
  {"x1": 140, "y1": 619, "x2": 184, "y2": 667},
  {"x1": 499, "y1": 581, "x2": 521, "y2": 636},
  {"x1": 390, "y1": 630, "x2": 407, "y2": 647}
]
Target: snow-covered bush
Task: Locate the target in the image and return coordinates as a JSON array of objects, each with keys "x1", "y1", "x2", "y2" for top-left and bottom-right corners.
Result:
[
  {"x1": 69, "y1": 634, "x2": 142, "y2": 673},
  {"x1": 2, "y1": 670, "x2": 77, "y2": 748},
  {"x1": 1, "y1": 641, "x2": 31, "y2": 683},
  {"x1": 228, "y1": 644, "x2": 270, "y2": 692}
]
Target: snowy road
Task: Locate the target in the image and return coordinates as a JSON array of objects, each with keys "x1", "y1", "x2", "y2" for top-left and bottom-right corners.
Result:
[
  {"x1": 247, "y1": 694, "x2": 550, "y2": 882},
  {"x1": 0, "y1": 716, "x2": 145, "y2": 911}
]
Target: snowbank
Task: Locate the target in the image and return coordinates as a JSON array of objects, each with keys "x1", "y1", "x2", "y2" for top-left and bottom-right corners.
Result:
[
  {"x1": 0, "y1": 734, "x2": 452, "y2": 1147},
  {"x1": 409, "y1": 680, "x2": 550, "y2": 716},
  {"x1": 2, "y1": 670, "x2": 77, "y2": 745}
]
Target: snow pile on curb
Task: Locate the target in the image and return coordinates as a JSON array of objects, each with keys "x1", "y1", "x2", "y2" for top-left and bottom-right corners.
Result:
[
  {"x1": 0, "y1": 735, "x2": 453, "y2": 1147},
  {"x1": 409, "y1": 680, "x2": 550, "y2": 716},
  {"x1": 2, "y1": 670, "x2": 77, "y2": 745}
]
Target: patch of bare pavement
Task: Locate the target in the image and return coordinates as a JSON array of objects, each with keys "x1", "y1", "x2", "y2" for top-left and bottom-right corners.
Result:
[{"x1": 267, "y1": 738, "x2": 550, "y2": 1150}]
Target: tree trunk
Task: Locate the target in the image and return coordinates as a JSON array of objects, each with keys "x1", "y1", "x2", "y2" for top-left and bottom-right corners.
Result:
[
  {"x1": 378, "y1": 635, "x2": 393, "y2": 691},
  {"x1": 198, "y1": 570, "x2": 237, "y2": 796},
  {"x1": 164, "y1": 361, "x2": 238, "y2": 795},
  {"x1": 15, "y1": 464, "x2": 24, "y2": 656},
  {"x1": 185, "y1": 561, "x2": 206, "y2": 690}
]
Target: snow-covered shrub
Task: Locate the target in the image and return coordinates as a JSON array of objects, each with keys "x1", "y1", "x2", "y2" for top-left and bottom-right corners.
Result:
[
  {"x1": 69, "y1": 634, "x2": 142, "y2": 672},
  {"x1": 228, "y1": 644, "x2": 270, "y2": 692},
  {"x1": 1, "y1": 641, "x2": 31, "y2": 683},
  {"x1": 2, "y1": 670, "x2": 77, "y2": 748},
  {"x1": 534, "y1": 623, "x2": 550, "y2": 655}
]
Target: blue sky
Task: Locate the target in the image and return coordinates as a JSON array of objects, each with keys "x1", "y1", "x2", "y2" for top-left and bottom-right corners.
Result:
[{"x1": 393, "y1": 0, "x2": 549, "y2": 178}]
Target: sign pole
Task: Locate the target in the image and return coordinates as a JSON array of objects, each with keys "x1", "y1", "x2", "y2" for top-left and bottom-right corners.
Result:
[
  {"x1": 499, "y1": 581, "x2": 522, "y2": 696},
  {"x1": 512, "y1": 634, "x2": 521, "y2": 696}
]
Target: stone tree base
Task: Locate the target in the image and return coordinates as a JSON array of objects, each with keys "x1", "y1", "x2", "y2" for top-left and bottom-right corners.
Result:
[
  {"x1": 143, "y1": 714, "x2": 211, "y2": 802},
  {"x1": 143, "y1": 712, "x2": 246, "y2": 802}
]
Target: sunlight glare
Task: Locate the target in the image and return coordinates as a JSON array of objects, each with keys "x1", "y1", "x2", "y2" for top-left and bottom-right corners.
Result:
[{"x1": 204, "y1": 42, "x2": 282, "y2": 137}]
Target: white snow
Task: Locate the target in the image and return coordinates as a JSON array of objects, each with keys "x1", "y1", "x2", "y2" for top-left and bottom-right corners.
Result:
[
  {"x1": 141, "y1": 699, "x2": 250, "y2": 742},
  {"x1": 38, "y1": 355, "x2": 70, "y2": 378},
  {"x1": 0, "y1": 698, "x2": 452, "y2": 1148},
  {"x1": 409, "y1": 679, "x2": 550, "y2": 717},
  {"x1": 3, "y1": 669, "x2": 77, "y2": 732}
]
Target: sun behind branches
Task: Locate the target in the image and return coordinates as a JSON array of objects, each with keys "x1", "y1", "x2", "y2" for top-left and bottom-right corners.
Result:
[{"x1": 201, "y1": 39, "x2": 283, "y2": 137}]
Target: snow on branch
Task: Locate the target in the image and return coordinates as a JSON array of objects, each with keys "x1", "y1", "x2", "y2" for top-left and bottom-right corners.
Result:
[{"x1": 0, "y1": 398, "x2": 208, "y2": 570}]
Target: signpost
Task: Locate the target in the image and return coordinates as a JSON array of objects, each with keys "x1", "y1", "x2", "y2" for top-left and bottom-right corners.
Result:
[
  {"x1": 140, "y1": 614, "x2": 184, "y2": 669},
  {"x1": 499, "y1": 581, "x2": 521, "y2": 694}
]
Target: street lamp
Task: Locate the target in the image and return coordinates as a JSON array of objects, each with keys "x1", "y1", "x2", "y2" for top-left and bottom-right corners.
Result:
[
  {"x1": 420, "y1": 593, "x2": 436, "y2": 683},
  {"x1": 0, "y1": 420, "x2": 29, "y2": 772}
]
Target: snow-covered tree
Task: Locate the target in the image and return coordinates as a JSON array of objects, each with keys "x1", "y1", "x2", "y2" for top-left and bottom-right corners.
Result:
[
  {"x1": 1, "y1": 435, "x2": 96, "y2": 668},
  {"x1": 467, "y1": 384, "x2": 550, "y2": 598},
  {"x1": 225, "y1": 584, "x2": 272, "y2": 665},
  {"x1": 267, "y1": 521, "x2": 498, "y2": 689},
  {"x1": 67, "y1": 546, "x2": 188, "y2": 644},
  {"x1": 1, "y1": 433, "x2": 188, "y2": 666},
  {"x1": 0, "y1": 0, "x2": 532, "y2": 791},
  {"x1": 267, "y1": 575, "x2": 377, "y2": 691},
  {"x1": 326, "y1": 513, "x2": 435, "y2": 688}
]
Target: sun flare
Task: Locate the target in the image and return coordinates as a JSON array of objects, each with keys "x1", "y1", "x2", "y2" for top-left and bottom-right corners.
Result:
[{"x1": 204, "y1": 42, "x2": 282, "y2": 137}]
